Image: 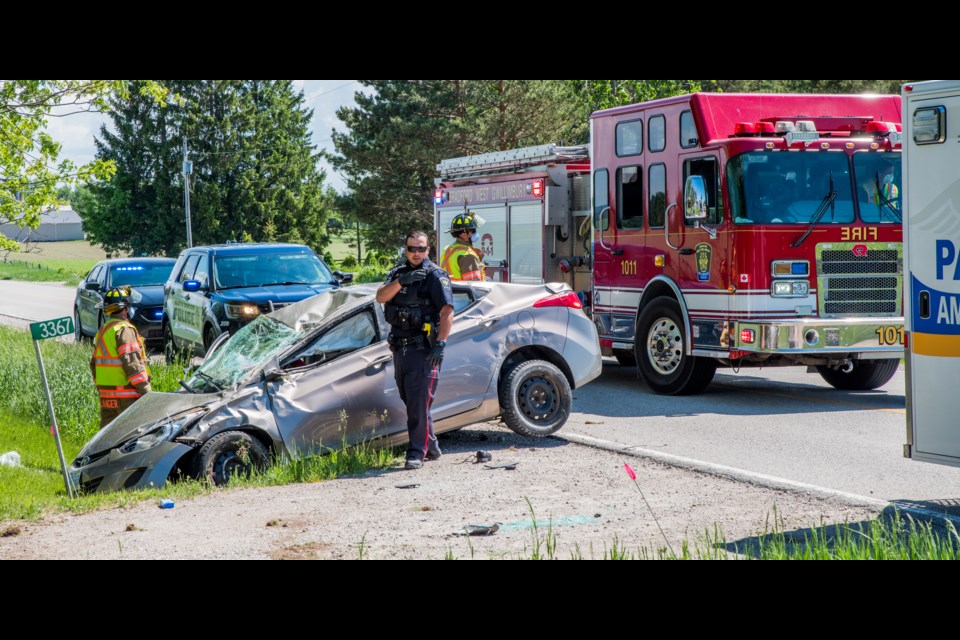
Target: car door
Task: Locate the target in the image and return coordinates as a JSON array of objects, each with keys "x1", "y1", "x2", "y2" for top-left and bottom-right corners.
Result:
[
  {"x1": 78, "y1": 264, "x2": 104, "y2": 334},
  {"x1": 430, "y1": 287, "x2": 502, "y2": 420},
  {"x1": 268, "y1": 305, "x2": 404, "y2": 455},
  {"x1": 171, "y1": 253, "x2": 203, "y2": 348}
]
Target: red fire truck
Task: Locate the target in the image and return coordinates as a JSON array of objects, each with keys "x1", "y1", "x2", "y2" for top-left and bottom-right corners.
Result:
[{"x1": 434, "y1": 93, "x2": 905, "y2": 395}]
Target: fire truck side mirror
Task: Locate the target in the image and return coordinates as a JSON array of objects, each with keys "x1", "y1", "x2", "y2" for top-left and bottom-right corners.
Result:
[{"x1": 684, "y1": 176, "x2": 708, "y2": 221}]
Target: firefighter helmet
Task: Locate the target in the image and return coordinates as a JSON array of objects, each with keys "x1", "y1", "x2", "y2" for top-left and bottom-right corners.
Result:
[
  {"x1": 100, "y1": 286, "x2": 132, "y2": 315},
  {"x1": 447, "y1": 212, "x2": 478, "y2": 236}
]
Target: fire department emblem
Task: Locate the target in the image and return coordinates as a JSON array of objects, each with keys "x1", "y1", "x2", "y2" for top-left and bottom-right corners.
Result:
[
  {"x1": 852, "y1": 244, "x2": 869, "y2": 257},
  {"x1": 695, "y1": 243, "x2": 712, "y2": 281},
  {"x1": 481, "y1": 233, "x2": 494, "y2": 256}
]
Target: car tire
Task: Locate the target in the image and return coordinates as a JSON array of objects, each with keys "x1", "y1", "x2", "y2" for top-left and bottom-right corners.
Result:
[
  {"x1": 634, "y1": 296, "x2": 716, "y2": 395},
  {"x1": 203, "y1": 325, "x2": 219, "y2": 355},
  {"x1": 193, "y1": 431, "x2": 269, "y2": 486},
  {"x1": 74, "y1": 306, "x2": 86, "y2": 343},
  {"x1": 816, "y1": 359, "x2": 900, "y2": 391},
  {"x1": 498, "y1": 359, "x2": 572, "y2": 438},
  {"x1": 163, "y1": 322, "x2": 179, "y2": 365}
]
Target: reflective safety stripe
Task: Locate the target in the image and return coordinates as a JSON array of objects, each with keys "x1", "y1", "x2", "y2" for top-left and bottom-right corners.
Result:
[
  {"x1": 98, "y1": 385, "x2": 141, "y2": 399},
  {"x1": 128, "y1": 371, "x2": 149, "y2": 385},
  {"x1": 117, "y1": 342, "x2": 140, "y2": 355},
  {"x1": 461, "y1": 269, "x2": 482, "y2": 281}
]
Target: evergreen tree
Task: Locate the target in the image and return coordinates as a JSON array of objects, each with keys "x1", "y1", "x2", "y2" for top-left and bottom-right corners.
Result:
[{"x1": 79, "y1": 80, "x2": 332, "y2": 256}]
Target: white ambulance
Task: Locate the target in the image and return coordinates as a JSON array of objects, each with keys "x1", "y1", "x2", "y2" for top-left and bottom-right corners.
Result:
[{"x1": 903, "y1": 80, "x2": 960, "y2": 466}]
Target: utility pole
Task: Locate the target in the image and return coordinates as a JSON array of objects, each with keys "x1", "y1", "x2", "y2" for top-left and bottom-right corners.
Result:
[{"x1": 183, "y1": 139, "x2": 193, "y2": 248}]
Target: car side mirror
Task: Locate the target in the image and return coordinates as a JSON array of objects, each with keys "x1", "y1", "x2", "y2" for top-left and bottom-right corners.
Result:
[
  {"x1": 183, "y1": 280, "x2": 202, "y2": 293},
  {"x1": 85, "y1": 281, "x2": 102, "y2": 291},
  {"x1": 333, "y1": 270, "x2": 354, "y2": 284}
]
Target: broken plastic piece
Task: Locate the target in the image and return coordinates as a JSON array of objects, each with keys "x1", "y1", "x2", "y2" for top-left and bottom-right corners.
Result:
[
  {"x1": 395, "y1": 483, "x2": 420, "y2": 489},
  {"x1": 475, "y1": 450, "x2": 492, "y2": 463},
  {"x1": 159, "y1": 499, "x2": 174, "y2": 509},
  {"x1": 455, "y1": 524, "x2": 500, "y2": 536},
  {"x1": 484, "y1": 462, "x2": 518, "y2": 470}
]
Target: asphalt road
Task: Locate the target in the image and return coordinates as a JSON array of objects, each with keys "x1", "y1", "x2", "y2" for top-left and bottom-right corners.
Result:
[
  {"x1": 567, "y1": 360, "x2": 960, "y2": 504},
  {"x1": 0, "y1": 280, "x2": 76, "y2": 323}
]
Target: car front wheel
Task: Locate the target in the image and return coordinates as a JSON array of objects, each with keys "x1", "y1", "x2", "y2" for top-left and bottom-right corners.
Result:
[
  {"x1": 74, "y1": 306, "x2": 85, "y2": 342},
  {"x1": 499, "y1": 359, "x2": 572, "y2": 438},
  {"x1": 193, "y1": 431, "x2": 269, "y2": 486}
]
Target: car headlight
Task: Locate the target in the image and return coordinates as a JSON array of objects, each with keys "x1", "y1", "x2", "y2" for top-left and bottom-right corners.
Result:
[
  {"x1": 118, "y1": 408, "x2": 207, "y2": 454},
  {"x1": 225, "y1": 303, "x2": 260, "y2": 320},
  {"x1": 130, "y1": 289, "x2": 143, "y2": 304},
  {"x1": 770, "y1": 280, "x2": 809, "y2": 298}
]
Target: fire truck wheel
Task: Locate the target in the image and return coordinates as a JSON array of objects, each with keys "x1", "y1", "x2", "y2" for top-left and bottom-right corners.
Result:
[
  {"x1": 634, "y1": 297, "x2": 717, "y2": 395},
  {"x1": 816, "y1": 359, "x2": 900, "y2": 391},
  {"x1": 499, "y1": 359, "x2": 572, "y2": 437}
]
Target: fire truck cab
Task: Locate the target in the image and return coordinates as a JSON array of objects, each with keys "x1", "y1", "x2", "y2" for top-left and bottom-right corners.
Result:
[{"x1": 592, "y1": 93, "x2": 904, "y2": 394}]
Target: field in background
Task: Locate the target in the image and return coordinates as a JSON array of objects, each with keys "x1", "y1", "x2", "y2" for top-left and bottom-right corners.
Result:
[{"x1": 0, "y1": 241, "x2": 112, "y2": 285}]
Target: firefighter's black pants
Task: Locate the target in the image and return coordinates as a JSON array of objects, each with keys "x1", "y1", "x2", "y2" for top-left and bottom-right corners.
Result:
[{"x1": 393, "y1": 343, "x2": 440, "y2": 461}]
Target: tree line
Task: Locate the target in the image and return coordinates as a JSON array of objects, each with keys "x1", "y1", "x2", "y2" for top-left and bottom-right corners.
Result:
[{"x1": 1, "y1": 80, "x2": 908, "y2": 259}]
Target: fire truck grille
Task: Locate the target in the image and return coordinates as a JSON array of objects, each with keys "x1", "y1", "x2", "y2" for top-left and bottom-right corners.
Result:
[{"x1": 817, "y1": 244, "x2": 902, "y2": 317}]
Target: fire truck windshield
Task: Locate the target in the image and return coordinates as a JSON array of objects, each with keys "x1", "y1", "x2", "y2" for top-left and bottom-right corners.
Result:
[
  {"x1": 727, "y1": 152, "x2": 855, "y2": 225},
  {"x1": 853, "y1": 151, "x2": 902, "y2": 223}
]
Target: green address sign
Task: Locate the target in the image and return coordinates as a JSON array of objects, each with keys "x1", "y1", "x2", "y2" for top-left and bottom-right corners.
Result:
[{"x1": 30, "y1": 316, "x2": 75, "y2": 341}]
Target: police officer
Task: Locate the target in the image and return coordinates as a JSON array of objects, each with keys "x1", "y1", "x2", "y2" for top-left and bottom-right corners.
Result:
[
  {"x1": 440, "y1": 212, "x2": 486, "y2": 282},
  {"x1": 90, "y1": 286, "x2": 152, "y2": 428},
  {"x1": 377, "y1": 231, "x2": 454, "y2": 469}
]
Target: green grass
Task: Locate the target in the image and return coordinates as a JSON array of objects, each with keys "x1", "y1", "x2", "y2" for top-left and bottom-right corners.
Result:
[
  {"x1": 0, "y1": 259, "x2": 97, "y2": 284},
  {"x1": 0, "y1": 325, "x2": 400, "y2": 522}
]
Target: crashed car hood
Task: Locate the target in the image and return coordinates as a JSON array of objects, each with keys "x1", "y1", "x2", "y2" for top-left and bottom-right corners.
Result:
[
  {"x1": 77, "y1": 390, "x2": 221, "y2": 456},
  {"x1": 216, "y1": 284, "x2": 339, "y2": 305},
  {"x1": 131, "y1": 285, "x2": 165, "y2": 307}
]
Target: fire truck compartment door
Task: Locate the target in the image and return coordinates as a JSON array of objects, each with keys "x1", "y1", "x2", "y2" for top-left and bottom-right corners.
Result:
[{"x1": 509, "y1": 203, "x2": 544, "y2": 284}]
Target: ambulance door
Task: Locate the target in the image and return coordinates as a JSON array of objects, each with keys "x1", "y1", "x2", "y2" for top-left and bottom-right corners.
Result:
[{"x1": 904, "y1": 82, "x2": 960, "y2": 466}]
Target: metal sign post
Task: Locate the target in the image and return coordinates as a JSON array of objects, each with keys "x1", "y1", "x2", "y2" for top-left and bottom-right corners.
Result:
[{"x1": 30, "y1": 316, "x2": 77, "y2": 499}]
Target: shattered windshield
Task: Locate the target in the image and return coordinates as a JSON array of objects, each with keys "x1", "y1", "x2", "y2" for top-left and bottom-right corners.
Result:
[
  {"x1": 727, "y1": 151, "x2": 855, "y2": 225},
  {"x1": 187, "y1": 316, "x2": 303, "y2": 391}
]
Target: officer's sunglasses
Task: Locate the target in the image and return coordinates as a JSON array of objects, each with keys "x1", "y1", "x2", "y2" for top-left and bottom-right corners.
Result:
[{"x1": 406, "y1": 245, "x2": 429, "y2": 253}]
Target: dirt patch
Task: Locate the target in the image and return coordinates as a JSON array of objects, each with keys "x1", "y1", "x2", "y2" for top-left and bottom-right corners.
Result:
[{"x1": 0, "y1": 423, "x2": 882, "y2": 560}]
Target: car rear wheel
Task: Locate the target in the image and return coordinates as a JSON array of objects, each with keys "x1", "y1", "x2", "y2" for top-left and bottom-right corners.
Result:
[
  {"x1": 498, "y1": 359, "x2": 572, "y2": 438},
  {"x1": 73, "y1": 306, "x2": 85, "y2": 343},
  {"x1": 817, "y1": 359, "x2": 900, "y2": 390},
  {"x1": 634, "y1": 296, "x2": 716, "y2": 395},
  {"x1": 193, "y1": 431, "x2": 269, "y2": 486}
]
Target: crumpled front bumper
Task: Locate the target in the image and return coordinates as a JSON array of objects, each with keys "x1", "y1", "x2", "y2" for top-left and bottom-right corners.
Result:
[{"x1": 71, "y1": 441, "x2": 193, "y2": 494}]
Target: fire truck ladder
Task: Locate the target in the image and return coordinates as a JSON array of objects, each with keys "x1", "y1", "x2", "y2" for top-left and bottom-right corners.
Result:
[{"x1": 437, "y1": 144, "x2": 589, "y2": 180}]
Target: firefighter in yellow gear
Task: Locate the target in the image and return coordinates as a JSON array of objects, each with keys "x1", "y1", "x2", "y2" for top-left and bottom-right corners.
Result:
[
  {"x1": 90, "y1": 286, "x2": 152, "y2": 428},
  {"x1": 440, "y1": 212, "x2": 486, "y2": 281}
]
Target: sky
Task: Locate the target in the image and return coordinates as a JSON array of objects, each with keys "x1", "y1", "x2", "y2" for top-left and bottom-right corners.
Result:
[{"x1": 44, "y1": 80, "x2": 364, "y2": 193}]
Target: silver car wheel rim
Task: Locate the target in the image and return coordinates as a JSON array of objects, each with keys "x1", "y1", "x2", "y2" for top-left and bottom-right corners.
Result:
[{"x1": 646, "y1": 317, "x2": 683, "y2": 375}]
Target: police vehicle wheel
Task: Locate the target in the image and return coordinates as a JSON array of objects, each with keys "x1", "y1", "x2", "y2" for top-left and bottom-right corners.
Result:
[
  {"x1": 634, "y1": 296, "x2": 716, "y2": 395},
  {"x1": 816, "y1": 359, "x2": 900, "y2": 391},
  {"x1": 498, "y1": 359, "x2": 571, "y2": 437},
  {"x1": 163, "y1": 322, "x2": 179, "y2": 365},
  {"x1": 203, "y1": 326, "x2": 218, "y2": 354},
  {"x1": 193, "y1": 431, "x2": 269, "y2": 486}
]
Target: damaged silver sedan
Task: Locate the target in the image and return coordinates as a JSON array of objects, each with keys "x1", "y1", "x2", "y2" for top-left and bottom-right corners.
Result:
[{"x1": 70, "y1": 282, "x2": 601, "y2": 493}]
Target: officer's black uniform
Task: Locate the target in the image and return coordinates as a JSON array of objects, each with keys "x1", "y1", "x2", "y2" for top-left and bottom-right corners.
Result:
[{"x1": 383, "y1": 258, "x2": 454, "y2": 462}]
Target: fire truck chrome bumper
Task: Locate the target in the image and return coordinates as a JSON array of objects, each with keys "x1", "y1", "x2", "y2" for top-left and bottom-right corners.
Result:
[{"x1": 734, "y1": 317, "x2": 905, "y2": 355}]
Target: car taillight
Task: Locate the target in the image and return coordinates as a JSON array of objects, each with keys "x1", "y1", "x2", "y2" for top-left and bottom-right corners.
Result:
[{"x1": 533, "y1": 291, "x2": 582, "y2": 309}]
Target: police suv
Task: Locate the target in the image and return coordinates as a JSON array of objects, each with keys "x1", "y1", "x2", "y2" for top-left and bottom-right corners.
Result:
[{"x1": 162, "y1": 243, "x2": 350, "y2": 359}]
